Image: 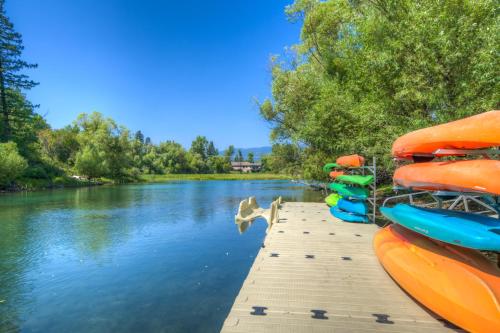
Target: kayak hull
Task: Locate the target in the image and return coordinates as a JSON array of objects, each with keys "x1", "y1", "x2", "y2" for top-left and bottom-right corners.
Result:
[
  {"x1": 380, "y1": 204, "x2": 500, "y2": 251},
  {"x1": 337, "y1": 198, "x2": 368, "y2": 215},
  {"x1": 374, "y1": 224, "x2": 500, "y2": 333},
  {"x1": 325, "y1": 193, "x2": 342, "y2": 207},
  {"x1": 329, "y1": 183, "x2": 369, "y2": 200},
  {"x1": 323, "y1": 163, "x2": 340, "y2": 172},
  {"x1": 392, "y1": 110, "x2": 500, "y2": 159},
  {"x1": 330, "y1": 206, "x2": 369, "y2": 223},
  {"x1": 393, "y1": 159, "x2": 500, "y2": 195},
  {"x1": 329, "y1": 171, "x2": 344, "y2": 179},
  {"x1": 336, "y1": 154, "x2": 365, "y2": 168},
  {"x1": 337, "y1": 174, "x2": 374, "y2": 186}
]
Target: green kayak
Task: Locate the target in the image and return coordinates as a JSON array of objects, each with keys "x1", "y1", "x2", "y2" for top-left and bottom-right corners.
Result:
[
  {"x1": 337, "y1": 174, "x2": 374, "y2": 186},
  {"x1": 323, "y1": 163, "x2": 340, "y2": 173},
  {"x1": 329, "y1": 182, "x2": 369, "y2": 200},
  {"x1": 325, "y1": 193, "x2": 342, "y2": 207}
]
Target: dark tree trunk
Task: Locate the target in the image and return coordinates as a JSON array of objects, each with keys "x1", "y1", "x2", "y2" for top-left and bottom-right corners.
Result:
[{"x1": 0, "y1": 58, "x2": 9, "y2": 142}]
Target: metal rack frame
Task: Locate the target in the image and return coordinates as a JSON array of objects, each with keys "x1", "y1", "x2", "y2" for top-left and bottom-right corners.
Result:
[{"x1": 384, "y1": 147, "x2": 499, "y2": 218}]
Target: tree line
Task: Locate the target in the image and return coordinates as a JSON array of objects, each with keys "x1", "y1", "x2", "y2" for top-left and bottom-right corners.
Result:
[{"x1": 260, "y1": 0, "x2": 499, "y2": 180}]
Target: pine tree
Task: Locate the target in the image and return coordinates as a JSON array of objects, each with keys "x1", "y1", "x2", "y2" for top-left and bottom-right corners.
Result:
[
  {"x1": 235, "y1": 149, "x2": 244, "y2": 162},
  {"x1": 207, "y1": 141, "x2": 218, "y2": 157},
  {"x1": 247, "y1": 152, "x2": 254, "y2": 163},
  {"x1": 0, "y1": 0, "x2": 38, "y2": 142}
]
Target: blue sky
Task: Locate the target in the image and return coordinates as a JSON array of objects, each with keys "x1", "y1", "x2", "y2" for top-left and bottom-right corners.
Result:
[{"x1": 6, "y1": 0, "x2": 300, "y2": 149}]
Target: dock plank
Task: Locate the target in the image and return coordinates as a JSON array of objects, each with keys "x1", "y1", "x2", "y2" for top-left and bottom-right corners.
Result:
[{"x1": 221, "y1": 202, "x2": 462, "y2": 333}]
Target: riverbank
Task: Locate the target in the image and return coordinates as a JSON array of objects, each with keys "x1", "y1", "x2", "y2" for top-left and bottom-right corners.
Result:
[
  {"x1": 1, "y1": 173, "x2": 292, "y2": 194},
  {"x1": 1, "y1": 176, "x2": 105, "y2": 193},
  {"x1": 139, "y1": 173, "x2": 292, "y2": 182}
]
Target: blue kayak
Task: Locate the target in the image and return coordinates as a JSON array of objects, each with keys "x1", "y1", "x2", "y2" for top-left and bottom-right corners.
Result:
[
  {"x1": 380, "y1": 204, "x2": 500, "y2": 251},
  {"x1": 337, "y1": 198, "x2": 368, "y2": 215},
  {"x1": 330, "y1": 206, "x2": 369, "y2": 223}
]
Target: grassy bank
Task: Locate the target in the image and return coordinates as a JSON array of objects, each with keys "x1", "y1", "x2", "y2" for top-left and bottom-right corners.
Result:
[{"x1": 139, "y1": 173, "x2": 292, "y2": 182}]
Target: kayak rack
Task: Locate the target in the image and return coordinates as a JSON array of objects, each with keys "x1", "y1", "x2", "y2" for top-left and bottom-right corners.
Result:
[
  {"x1": 235, "y1": 196, "x2": 283, "y2": 233},
  {"x1": 355, "y1": 157, "x2": 378, "y2": 223},
  {"x1": 382, "y1": 190, "x2": 500, "y2": 217}
]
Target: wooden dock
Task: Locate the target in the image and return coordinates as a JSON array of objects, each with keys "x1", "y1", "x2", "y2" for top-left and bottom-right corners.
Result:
[{"x1": 221, "y1": 202, "x2": 462, "y2": 333}]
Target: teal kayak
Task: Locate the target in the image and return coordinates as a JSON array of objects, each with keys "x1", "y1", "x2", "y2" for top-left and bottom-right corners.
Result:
[
  {"x1": 329, "y1": 182, "x2": 369, "y2": 200},
  {"x1": 337, "y1": 174, "x2": 374, "y2": 186},
  {"x1": 337, "y1": 198, "x2": 368, "y2": 215},
  {"x1": 330, "y1": 206, "x2": 369, "y2": 223},
  {"x1": 380, "y1": 204, "x2": 500, "y2": 251}
]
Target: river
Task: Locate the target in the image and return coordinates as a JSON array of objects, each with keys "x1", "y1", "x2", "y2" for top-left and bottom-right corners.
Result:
[{"x1": 0, "y1": 180, "x2": 322, "y2": 333}]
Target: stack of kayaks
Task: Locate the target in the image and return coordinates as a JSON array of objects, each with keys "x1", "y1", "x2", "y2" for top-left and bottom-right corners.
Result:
[
  {"x1": 323, "y1": 155, "x2": 373, "y2": 223},
  {"x1": 375, "y1": 110, "x2": 500, "y2": 333}
]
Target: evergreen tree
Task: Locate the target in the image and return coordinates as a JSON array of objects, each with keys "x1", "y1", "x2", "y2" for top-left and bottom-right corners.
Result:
[
  {"x1": 134, "y1": 130, "x2": 144, "y2": 144},
  {"x1": 235, "y1": 149, "x2": 244, "y2": 162},
  {"x1": 224, "y1": 145, "x2": 234, "y2": 160},
  {"x1": 247, "y1": 152, "x2": 254, "y2": 163},
  {"x1": 207, "y1": 141, "x2": 218, "y2": 157},
  {"x1": 0, "y1": 0, "x2": 38, "y2": 141}
]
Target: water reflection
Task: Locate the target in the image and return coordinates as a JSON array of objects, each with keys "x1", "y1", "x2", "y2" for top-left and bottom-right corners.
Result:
[{"x1": 0, "y1": 180, "x2": 322, "y2": 333}]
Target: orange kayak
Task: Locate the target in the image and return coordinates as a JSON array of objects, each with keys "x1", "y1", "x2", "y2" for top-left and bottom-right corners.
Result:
[
  {"x1": 393, "y1": 159, "x2": 500, "y2": 195},
  {"x1": 329, "y1": 171, "x2": 344, "y2": 179},
  {"x1": 374, "y1": 224, "x2": 500, "y2": 333},
  {"x1": 336, "y1": 154, "x2": 365, "y2": 168},
  {"x1": 392, "y1": 110, "x2": 500, "y2": 160}
]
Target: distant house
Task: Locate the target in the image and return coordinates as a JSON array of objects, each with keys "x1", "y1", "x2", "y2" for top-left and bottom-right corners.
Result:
[{"x1": 231, "y1": 161, "x2": 262, "y2": 173}]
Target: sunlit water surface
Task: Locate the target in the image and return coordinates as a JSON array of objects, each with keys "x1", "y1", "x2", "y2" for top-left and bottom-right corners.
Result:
[{"x1": 0, "y1": 180, "x2": 322, "y2": 333}]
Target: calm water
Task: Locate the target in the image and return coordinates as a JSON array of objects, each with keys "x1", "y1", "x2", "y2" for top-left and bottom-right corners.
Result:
[{"x1": 0, "y1": 180, "x2": 322, "y2": 333}]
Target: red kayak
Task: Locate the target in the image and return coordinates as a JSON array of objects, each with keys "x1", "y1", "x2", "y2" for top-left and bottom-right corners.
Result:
[
  {"x1": 392, "y1": 111, "x2": 500, "y2": 160},
  {"x1": 393, "y1": 159, "x2": 500, "y2": 195}
]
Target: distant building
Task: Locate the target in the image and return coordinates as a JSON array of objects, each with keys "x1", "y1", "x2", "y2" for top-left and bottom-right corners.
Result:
[{"x1": 231, "y1": 161, "x2": 262, "y2": 173}]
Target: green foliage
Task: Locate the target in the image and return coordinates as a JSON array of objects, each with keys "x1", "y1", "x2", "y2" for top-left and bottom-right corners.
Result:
[
  {"x1": 262, "y1": 0, "x2": 499, "y2": 179},
  {"x1": 75, "y1": 146, "x2": 107, "y2": 180},
  {"x1": 74, "y1": 112, "x2": 135, "y2": 182},
  {"x1": 207, "y1": 155, "x2": 231, "y2": 173},
  {"x1": 38, "y1": 125, "x2": 79, "y2": 166},
  {"x1": 0, "y1": 141, "x2": 27, "y2": 186},
  {"x1": 189, "y1": 136, "x2": 209, "y2": 160},
  {"x1": 264, "y1": 143, "x2": 302, "y2": 175}
]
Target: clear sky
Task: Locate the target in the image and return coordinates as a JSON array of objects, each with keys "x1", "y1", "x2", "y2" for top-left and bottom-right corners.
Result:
[{"x1": 6, "y1": 0, "x2": 300, "y2": 149}]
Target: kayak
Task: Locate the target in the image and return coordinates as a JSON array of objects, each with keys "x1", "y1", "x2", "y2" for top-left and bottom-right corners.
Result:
[
  {"x1": 337, "y1": 198, "x2": 368, "y2": 215},
  {"x1": 329, "y1": 170, "x2": 344, "y2": 179},
  {"x1": 392, "y1": 110, "x2": 500, "y2": 160},
  {"x1": 374, "y1": 224, "x2": 500, "y2": 333},
  {"x1": 325, "y1": 193, "x2": 342, "y2": 207},
  {"x1": 380, "y1": 204, "x2": 500, "y2": 251},
  {"x1": 323, "y1": 163, "x2": 340, "y2": 172},
  {"x1": 337, "y1": 174, "x2": 374, "y2": 186},
  {"x1": 336, "y1": 154, "x2": 365, "y2": 168},
  {"x1": 329, "y1": 183, "x2": 369, "y2": 200},
  {"x1": 330, "y1": 206, "x2": 369, "y2": 223},
  {"x1": 393, "y1": 159, "x2": 500, "y2": 195}
]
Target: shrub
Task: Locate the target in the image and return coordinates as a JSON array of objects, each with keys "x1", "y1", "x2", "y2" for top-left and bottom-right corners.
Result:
[{"x1": 0, "y1": 142, "x2": 28, "y2": 187}]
